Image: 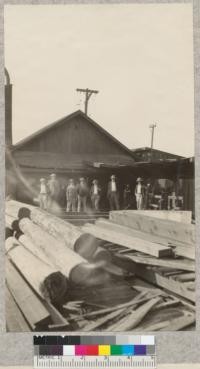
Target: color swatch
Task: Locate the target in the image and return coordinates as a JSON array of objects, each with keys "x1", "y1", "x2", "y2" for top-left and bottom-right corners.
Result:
[{"x1": 34, "y1": 336, "x2": 155, "y2": 357}]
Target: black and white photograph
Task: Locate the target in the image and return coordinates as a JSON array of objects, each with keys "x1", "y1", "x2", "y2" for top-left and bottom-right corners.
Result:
[{"x1": 4, "y1": 3, "x2": 195, "y2": 332}]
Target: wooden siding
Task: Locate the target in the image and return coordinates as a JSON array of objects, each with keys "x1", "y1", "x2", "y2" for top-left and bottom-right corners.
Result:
[{"x1": 17, "y1": 115, "x2": 132, "y2": 158}]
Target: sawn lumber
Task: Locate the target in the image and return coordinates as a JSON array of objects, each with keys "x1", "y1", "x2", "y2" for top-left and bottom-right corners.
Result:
[
  {"x1": 6, "y1": 258, "x2": 50, "y2": 329},
  {"x1": 109, "y1": 211, "x2": 195, "y2": 245},
  {"x1": 135, "y1": 266, "x2": 195, "y2": 302},
  {"x1": 116, "y1": 253, "x2": 195, "y2": 272},
  {"x1": 82, "y1": 223, "x2": 172, "y2": 258}
]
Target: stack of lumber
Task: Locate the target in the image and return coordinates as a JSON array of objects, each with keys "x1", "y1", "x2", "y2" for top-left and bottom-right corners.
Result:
[
  {"x1": 5, "y1": 201, "x2": 195, "y2": 332},
  {"x1": 81, "y1": 211, "x2": 195, "y2": 304}
]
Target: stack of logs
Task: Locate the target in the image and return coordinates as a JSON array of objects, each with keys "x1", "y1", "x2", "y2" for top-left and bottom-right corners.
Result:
[{"x1": 6, "y1": 201, "x2": 195, "y2": 332}]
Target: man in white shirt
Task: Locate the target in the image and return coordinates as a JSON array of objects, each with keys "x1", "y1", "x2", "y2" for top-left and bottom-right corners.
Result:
[
  {"x1": 66, "y1": 178, "x2": 77, "y2": 212},
  {"x1": 90, "y1": 179, "x2": 101, "y2": 211},
  {"x1": 39, "y1": 178, "x2": 48, "y2": 210},
  {"x1": 107, "y1": 174, "x2": 120, "y2": 210},
  {"x1": 135, "y1": 177, "x2": 145, "y2": 210},
  {"x1": 47, "y1": 173, "x2": 61, "y2": 209}
]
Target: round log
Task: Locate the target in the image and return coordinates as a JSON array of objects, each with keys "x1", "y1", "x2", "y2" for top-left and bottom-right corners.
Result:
[
  {"x1": 30, "y1": 208, "x2": 99, "y2": 259},
  {"x1": 6, "y1": 214, "x2": 16, "y2": 228},
  {"x1": 5, "y1": 237, "x2": 68, "y2": 304},
  {"x1": 6, "y1": 201, "x2": 99, "y2": 260},
  {"x1": 6, "y1": 200, "x2": 34, "y2": 219},
  {"x1": 5, "y1": 227, "x2": 13, "y2": 240},
  {"x1": 19, "y1": 218, "x2": 110, "y2": 287},
  {"x1": 17, "y1": 234, "x2": 55, "y2": 267}
]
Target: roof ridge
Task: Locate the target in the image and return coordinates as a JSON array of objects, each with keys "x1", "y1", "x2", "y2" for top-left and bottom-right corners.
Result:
[{"x1": 12, "y1": 110, "x2": 134, "y2": 159}]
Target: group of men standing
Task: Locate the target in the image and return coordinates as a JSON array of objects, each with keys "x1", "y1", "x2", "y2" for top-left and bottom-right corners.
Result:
[
  {"x1": 66, "y1": 178, "x2": 101, "y2": 212},
  {"x1": 38, "y1": 174, "x2": 102, "y2": 212},
  {"x1": 38, "y1": 173, "x2": 146, "y2": 212},
  {"x1": 39, "y1": 173, "x2": 60, "y2": 211}
]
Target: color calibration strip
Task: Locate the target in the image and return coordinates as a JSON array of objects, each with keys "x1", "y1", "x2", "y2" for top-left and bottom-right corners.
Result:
[
  {"x1": 35, "y1": 343, "x2": 155, "y2": 356},
  {"x1": 34, "y1": 336, "x2": 156, "y2": 368}
]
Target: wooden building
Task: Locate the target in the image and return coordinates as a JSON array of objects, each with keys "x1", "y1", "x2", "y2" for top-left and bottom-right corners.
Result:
[
  {"x1": 5, "y1": 70, "x2": 194, "y2": 212},
  {"x1": 7, "y1": 110, "x2": 136, "y2": 205},
  {"x1": 131, "y1": 147, "x2": 184, "y2": 162}
]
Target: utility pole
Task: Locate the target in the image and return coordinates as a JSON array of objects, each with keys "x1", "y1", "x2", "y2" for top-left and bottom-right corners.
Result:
[
  {"x1": 76, "y1": 88, "x2": 99, "y2": 115},
  {"x1": 149, "y1": 123, "x2": 157, "y2": 161}
]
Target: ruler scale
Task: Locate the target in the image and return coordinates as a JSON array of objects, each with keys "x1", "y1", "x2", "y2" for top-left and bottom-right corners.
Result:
[
  {"x1": 34, "y1": 336, "x2": 156, "y2": 369},
  {"x1": 35, "y1": 356, "x2": 156, "y2": 368}
]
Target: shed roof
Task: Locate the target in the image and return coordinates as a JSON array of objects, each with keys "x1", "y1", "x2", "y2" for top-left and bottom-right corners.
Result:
[{"x1": 13, "y1": 151, "x2": 135, "y2": 171}]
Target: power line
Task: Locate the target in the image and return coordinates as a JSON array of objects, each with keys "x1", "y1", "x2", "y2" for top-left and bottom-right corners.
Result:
[
  {"x1": 149, "y1": 123, "x2": 157, "y2": 161},
  {"x1": 76, "y1": 88, "x2": 99, "y2": 115},
  {"x1": 149, "y1": 123, "x2": 157, "y2": 149}
]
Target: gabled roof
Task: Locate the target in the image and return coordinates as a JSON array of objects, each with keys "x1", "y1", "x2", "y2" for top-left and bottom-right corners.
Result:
[{"x1": 13, "y1": 110, "x2": 134, "y2": 159}]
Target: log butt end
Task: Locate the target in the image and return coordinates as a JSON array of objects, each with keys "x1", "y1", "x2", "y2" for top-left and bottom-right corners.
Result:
[
  {"x1": 74, "y1": 233, "x2": 99, "y2": 259},
  {"x1": 70, "y1": 263, "x2": 111, "y2": 287},
  {"x1": 18, "y1": 207, "x2": 31, "y2": 220},
  {"x1": 40, "y1": 272, "x2": 68, "y2": 305}
]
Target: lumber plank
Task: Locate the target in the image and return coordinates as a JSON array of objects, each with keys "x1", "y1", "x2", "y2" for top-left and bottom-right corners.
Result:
[
  {"x1": 82, "y1": 224, "x2": 172, "y2": 258},
  {"x1": 116, "y1": 253, "x2": 195, "y2": 272},
  {"x1": 82, "y1": 307, "x2": 127, "y2": 332},
  {"x1": 172, "y1": 273, "x2": 195, "y2": 282},
  {"x1": 6, "y1": 258, "x2": 50, "y2": 329},
  {"x1": 96, "y1": 219, "x2": 195, "y2": 260},
  {"x1": 135, "y1": 266, "x2": 195, "y2": 302},
  {"x1": 174, "y1": 246, "x2": 195, "y2": 260},
  {"x1": 6, "y1": 285, "x2": 31, "y2": 332},
  {"x1": 106, "y1": 297, "x2": 161, "y2": 331},
  {"x1": 96, "y1": 218, "x2": 192, "y2": 247},
  {"x1": 158, "y1": 313, "x2": 195, "y2": 331},
  {"x1": 160, "y1": 269, "x2": 184, "y2": 277},
  {"x1": 43, "y1": 300, "x2": 70, "y2": 330},
  {"x1": 153, "y1": 297, "x2": 181, "y2": 311},
  {"x1": 183, "y1": 282, "x2": 195, "y2": 291},
  {"x1": 109, "y1": 211, "x2": 195, "y2": 245},
  {"x1": 76, "y1": 290, "x2": 162, "y2": 320},
  {"x1": 141, "y1": 321, "x2": 170, "y2": 331},
  {"x1": 124, "y1": 210, "x2": 192, "y2": 223}
]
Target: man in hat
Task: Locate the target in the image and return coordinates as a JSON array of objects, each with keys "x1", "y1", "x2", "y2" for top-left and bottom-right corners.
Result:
[
  {"x1": 77, "y1": 177, "x2": 89, "y2": 212},
  {"x1": 107, "y1": 174, "x2": 120, "y2": 210},
  {"x1": 47, "y1": 173, "x2": 61, "y2": 208},
  {"x1": 66, "y1": 179, "x2": 77, "y2": 212},
  {"x1": 135, "y1": 177, "x2": 145, "y2": 210},
  {"x1": 39, "y1": 178, "x2": 48, "y2": 210},
  {"x1": 90, "y1": 179, "x2": 101, "y2": 211},
  {"x1": 123, "y1": 184, "x2": 132, "y2": 209}
]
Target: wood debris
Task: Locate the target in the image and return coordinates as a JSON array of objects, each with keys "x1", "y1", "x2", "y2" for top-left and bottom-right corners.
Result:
[{"x1": 5, "y1": 201, "x2": 195, "y2": 331}]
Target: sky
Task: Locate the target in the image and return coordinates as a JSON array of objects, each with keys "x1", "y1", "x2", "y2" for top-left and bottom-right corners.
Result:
[{"x1": 4, "y1": 4, "x2": 194, "y2": 157}]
